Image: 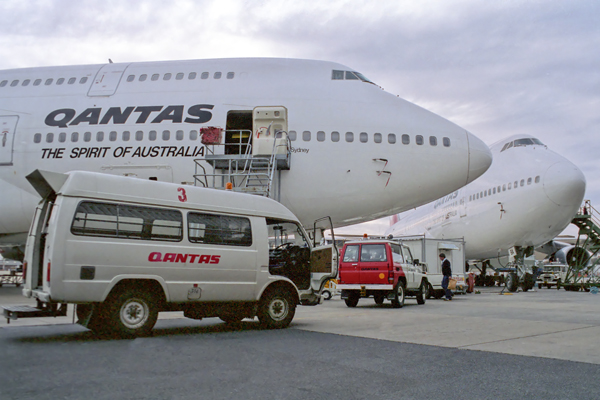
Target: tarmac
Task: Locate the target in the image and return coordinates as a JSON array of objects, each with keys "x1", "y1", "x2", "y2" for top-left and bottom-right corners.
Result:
[{"x1": 1, "y1": 284, "x2": 599, "y2": 365}]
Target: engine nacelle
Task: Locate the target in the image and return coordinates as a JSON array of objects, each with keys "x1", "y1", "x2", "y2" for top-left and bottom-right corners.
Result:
[{"x1": 551, "y1": 245, "x2": 590, "y2": 267}]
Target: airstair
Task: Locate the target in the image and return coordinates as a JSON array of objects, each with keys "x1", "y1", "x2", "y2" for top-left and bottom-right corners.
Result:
[{"x1": 560, "y1": 200, "x2": 600, "y2": 290}]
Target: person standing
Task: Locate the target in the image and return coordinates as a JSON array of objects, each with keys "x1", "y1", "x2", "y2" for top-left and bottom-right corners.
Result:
[{"x1": 439, "y1": 253, "x2": 452, "y2": 301}]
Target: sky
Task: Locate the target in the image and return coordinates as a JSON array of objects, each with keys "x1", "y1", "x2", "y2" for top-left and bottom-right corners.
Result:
[{"x1": 0, "y1": 0, "x2": 598, "y2": 236}]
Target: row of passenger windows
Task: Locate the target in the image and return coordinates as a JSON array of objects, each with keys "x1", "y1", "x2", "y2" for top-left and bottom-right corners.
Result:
[
  {"x1": 0, "y1": 76, "x2": 89, "y2": 88},
  {"x1": 469, "y1": 176, "x2": 541, "y2": 201},
  {"x1": 71, "y1": 201, "x2": 252, "y2": 247},
  {"x1": 33, "y1": 129, "x2": 201, "y2": 144},
  {"x1": 126, "y1": 71, "x2": 234, "y2": 82},
  {"x1": 289, "y1": 130, "x2": 451, "y2": 146}
]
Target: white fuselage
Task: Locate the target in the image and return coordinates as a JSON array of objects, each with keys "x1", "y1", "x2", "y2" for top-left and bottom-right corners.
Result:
[
  {"x1": 0, "y1": 58, "x2": 491, "y2": 243},
  {"x1": 386, "y1": 134, "x2": 586, "y2": 260}
]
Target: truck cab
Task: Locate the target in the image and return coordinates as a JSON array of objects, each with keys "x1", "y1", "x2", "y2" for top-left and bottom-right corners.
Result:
[{"x1": 337, "y1": 240, "x2": 427, "y2": 308}]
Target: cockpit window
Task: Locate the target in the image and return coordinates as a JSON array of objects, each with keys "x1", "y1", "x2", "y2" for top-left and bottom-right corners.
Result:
[
  {"x1": 514, "y1": 138, "x2": 534, "y2": 147},
  {"x1": 500, "y1": 138, "x2": 544, "y2": 152},
  {"x1": 332, "y1": 70, "x2": 375, "y2": 85},
  {"x1": 531, "y1": 138, "x2": 544, "y2": 145}
]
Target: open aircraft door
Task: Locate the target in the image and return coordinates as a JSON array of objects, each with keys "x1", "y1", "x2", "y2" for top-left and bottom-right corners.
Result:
[
  {"x1": 0, "y1": 116, "x2": 18, "y2": 166},
  {"x1": 310, "y1": 217, "x2": 339, "y2": 294},
  {"x1": 252, "y1": 106, "x2": 288, "y2": 156}
]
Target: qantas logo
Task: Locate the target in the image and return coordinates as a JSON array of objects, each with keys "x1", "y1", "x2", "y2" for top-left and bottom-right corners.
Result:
[
  {"x1": 45, "y1": 104, "x2": 214, "y2": 128},
  {"x1": 148, "y1": 252, "x2": 220, "y2": 264}
]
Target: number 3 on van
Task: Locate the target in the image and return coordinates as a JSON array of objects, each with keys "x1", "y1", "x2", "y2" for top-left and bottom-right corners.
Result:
[{"x1": 178, "y1": 187, "x2": 187, "y2": 202}]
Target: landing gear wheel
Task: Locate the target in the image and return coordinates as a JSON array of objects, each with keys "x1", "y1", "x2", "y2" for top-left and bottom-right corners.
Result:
[
  {"x1": 416, "y1": 282, "x2": 427, "y2": 305},
  {"x1": 391, "y1": 281, "x2": 405, "y2": 309},
  {"x1": 322, "y1": 290, "x2": 332, "y2": 301},
  {"x1": 374, "y1": 294, "x2": 385, "y2": 305},
  {"x1": 106, "y1": 290, "x2": 158, "y2": 337},
  {"x1": 344, "y1": 292, "x2": 359, "y2": 307},
  {"x1": 506, "y1": 272, "x2": 518, "y2": 292},
  {"x1": 258, "y1": 288, "x2": 296, "y2": 329}
]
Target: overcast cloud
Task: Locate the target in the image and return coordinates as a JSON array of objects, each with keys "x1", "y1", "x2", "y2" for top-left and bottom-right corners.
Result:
[{"x1": 0, "y1": 0, "x2": 598, "y2": 235}]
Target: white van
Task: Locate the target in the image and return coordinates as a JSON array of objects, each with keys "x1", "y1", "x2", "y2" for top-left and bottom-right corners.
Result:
[{"x1": 7, "y1": 170, "x2": 337, "y2": 336}]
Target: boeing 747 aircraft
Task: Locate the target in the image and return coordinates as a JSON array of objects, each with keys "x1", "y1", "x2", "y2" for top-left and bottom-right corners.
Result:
[{"x1": 0, "y1": 58, "x2": 492, "y2": 258}]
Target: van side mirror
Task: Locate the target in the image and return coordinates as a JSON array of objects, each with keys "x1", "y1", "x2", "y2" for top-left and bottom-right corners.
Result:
[{"x1": 413, "y1": 259, "x2": 419, "y2": 265}]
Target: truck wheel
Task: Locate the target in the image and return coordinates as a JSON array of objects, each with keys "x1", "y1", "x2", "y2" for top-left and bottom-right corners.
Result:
[
  {"x1": 106, "y1": 289, "x2": 158, "y2": 337},
  {"x1": 322, "y1": 290, "x2": 332, "y2": 300},
  {"x1": 374, "y1": 294, "x2": 385, "y2": 305},
  {"x1": 416, "y1": 282, "x2": 426, "y2": 305},
  {"x1": 506, "y1": 273, "x2": 518, "y2": 292},
  {"x1": 391, "y1": 282, "x2": 405, "y2": 308},
  {"x1": 258, "y1": 288, "x2": 296, "y2": 329},
  {"x1": 344, "y1": 292, "x2": 360, "y2": 308},
  {"x1": 426, "y1": 283, "x2": 434, "y2": 299}
]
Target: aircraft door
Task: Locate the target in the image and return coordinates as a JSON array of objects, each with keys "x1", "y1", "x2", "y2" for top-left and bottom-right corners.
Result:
[
  {"x1": 252, "y1": 106, "x2": 288, "y2": 156},
  {"x1": 460, "y1": 195, "x2": 467, "y2": 217},
  {"x1": 88, "y1": 63, "x2": 130, "y2": 96},
  {"x1": 0, "y1": 116, "x2": 18, "y2": 166}
]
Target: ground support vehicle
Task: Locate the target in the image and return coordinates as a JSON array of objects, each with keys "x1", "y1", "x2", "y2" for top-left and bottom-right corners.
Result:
[
  {"x1": 321, "y1": 279, "x2": 339, "y2": 300},
  {"x1": 394, "y1": 236, "x2": 466, "y2": 299},
  {"x1": 337, "y1": 239, "x2": 428, "y2": 308},
  {"x1": 537, "y1": 263, "x2": 566, "y2": 289},
  {"x1": 0, "y1": 255, "x2": 23, "y2": 287},
  {"x1": 2, "y1": 170, "x2": 337, "y2": 336}
]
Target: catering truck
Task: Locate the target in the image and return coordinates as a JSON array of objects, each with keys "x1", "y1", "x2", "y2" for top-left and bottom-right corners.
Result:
[{"x1": 3, "y1": 170, "x2": 337, "y2": 336}]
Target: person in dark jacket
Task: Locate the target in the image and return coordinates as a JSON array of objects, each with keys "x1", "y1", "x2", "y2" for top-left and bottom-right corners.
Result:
[{"x1": 439, "y1": 253, "x2": 453, "y2": 301}]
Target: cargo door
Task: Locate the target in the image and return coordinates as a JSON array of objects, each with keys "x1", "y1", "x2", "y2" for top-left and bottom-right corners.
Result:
[
  {"x1": 88, "y1": 63, "x2": 130, "y2": 97},
  {"x1": 358, "y1": 243, "x2": 389, "y2": 284},
  {"x1": 252, "y1": 106, "x2": 288, "y2": 156},
  {"x1": 0, "y1": 116, "x2": 18, "y2": 166}
]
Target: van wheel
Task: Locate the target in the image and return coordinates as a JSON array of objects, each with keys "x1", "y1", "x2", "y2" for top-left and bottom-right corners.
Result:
[
  {"x1": 258, "y1": 288, "x2": 296, "y2": 329},
  {"x1": 107, "y1": 290, "x2": 158, "y2": 337},
  {"x1": 416, "y1": 282, "x2": 427, "y2": 305},
  {"x1": 344, "y1": 292, "x2": 360, "y2": 308},
  {"x1": 374, "y1": 294, "x2": 385, "y2": 305},
  {"x1": 391, "y1": 282, "x2": 405, "y2": 308}
]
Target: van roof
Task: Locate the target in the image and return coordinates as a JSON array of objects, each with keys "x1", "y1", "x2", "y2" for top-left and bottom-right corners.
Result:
[{"x1": 27, "y1": 169, "x2": 299, "y2": 221}]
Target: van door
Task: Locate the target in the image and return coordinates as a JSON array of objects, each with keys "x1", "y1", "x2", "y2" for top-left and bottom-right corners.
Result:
[
  {"x1": 357, "y1": 243, "x2": 389, "y2": 284},
  {"x1": 309, "y1": 217, "x2": 338, "y2": 292}
]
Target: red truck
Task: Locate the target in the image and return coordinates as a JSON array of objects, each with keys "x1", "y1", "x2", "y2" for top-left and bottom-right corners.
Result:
[{"x1": 336, "y1": 240, "x2": 428, "y2": 308}]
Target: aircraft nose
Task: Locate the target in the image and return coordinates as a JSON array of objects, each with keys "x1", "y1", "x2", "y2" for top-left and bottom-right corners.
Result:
[
  {"x1": 543, "y1": 161, "x2": 586, "y2": 206},
  {"x1": 466, "y1": 131, "x2": 492, "y2": 184}
]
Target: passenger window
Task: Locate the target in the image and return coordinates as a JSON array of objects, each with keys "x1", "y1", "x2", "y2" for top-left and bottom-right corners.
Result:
[
  {"x1": 416, "y1": 135, "x2": 424, "y2": 145},
  {"x1": 497, "y1": 186, "x2": 501, "y2": 192},
  {"x1": 109, "y1": 131, "x2": 117, "y2": 141},
  {"x1": 508, "y1": 183, "x2": 512, "y2": 190},
  {"x1": 57, "y1": 78, "x2": 65, "y2": 85},
  {"x1": 58, "y1": 132, "x2": 66, "y2": 143},
  {"x1": 80, "y1": 77, "x2": 88, "y2": 84},
  {"x1": 476, "y1": 193, "x2": 479, "y2": 199},
  {"x1": 214, "y1": 72, "x2": 222, "y2": 79},
  {"x1": 136, "y1": 131, "x2": 143, "y2": 141},
  {"x1": 429, "y1": 136, "x2": 437, "y2": 146},
  {"x1": 46, "y1": 133, "x2": 54, "y2": 143},
  {"x1": 342, "y1": 245, "x2": 359, "y2": 262},
  {"x1": 72, "y1": 201, "x2": 183, "y2": 242},
  {"x1": 45, "y1": 79, "x2": 53, "y2": 85},
  {"x1": 388, "y1": 133, "x2": 396, "y2": 144},
  {"x1": 317, "y1": 131, "x2": 326, "y2": 142},
  {"x1": 493, "y1": 187, "x2": 496, "y2": 194},
  {"x1": 176, "y1": 73, "x2": 184, "y2": 80},
  {"x1": 527, "y1": 177, "x2": 532, "y2": 185},
  {"x1": 331, "y1": 131, "x2": 340, "y2": 142},
  {"x1": 162, "y1": 130, "x2": 170, "y2": 140},
  {"x1": 34, "y1": 133, "x2": 41, "y2": 143},
  {"x1": 402, "y1": 134, "x2": 410, "y2": 145},
  {"x1": 122, "y1": 131, "x2": 130, "y2": 141},
  {"x1": 68, "y1": 77, "x2": 76, "y2": 84},
  {"x1": 360, "y1": 132, "x2": 368, "y2": 143},
  {"x1": 361, "y1": 244, "x2": 387, "y2": 262},
  {"x1": 514, "y1": 181, "x2": 518, "y2": 188},
  {"x1": 488, "y1": 189, "x2": 491, "y2": 196},
  {"x1": 188, "y1": 72, "x2": 197, "y2": 80},
  {"x1": 345, "y1": 132, "x2": 354, "y2": 142},
  {"x1": 443, "y1": 137, "x2": 451, "y2": 147},
  {"x1": 303, "y1": 131, "x2": 311, "y2": 141},
  {"x1": 149, "y1": 130, "x2": 157, "y2": 141},
  {"x1": 535, "y1": 175, "x2": 540, "y2": 184},
  {"x1": 22, "y1": 79, "x2": 31, "y2": 86},
  {"x1": 163, "y1": 73, "x2": 172, "y2": 81},
  {"x1": 201, "y1": 72, "x2": 209, "y2": 79},
  {"x1": 188, "y1": 212, "x2": 252, "y2": 247},
  {"x1": 96, "y1": 131, "x2": 104, "y2": 142},
  {"x1": 139, "y1": 74, "x2": 147, "y2": 82},
  {"x1": 34, "y1": 79, "x2": 42, "y2": 86},
  {"x1": 190, "y1": 130, "x2": 198, "y2": 140},
  {"x1": 227, "y1": 72, "x2": 234, "y2": 79},
  {"x1": 176, "y1": 130, "x2": 184, "y2": 141},
  {"x1": 151, "y1": 74, "x2": 159, "y2": 81},
  {"x1": 127, "y1": 75, "x2": 135, "y2": 82},
  {"x1": 520, "y1": 179, "x2": 525, "y2": 187},
  {"x1": 288, "y1": 130, "x2": 297, "y2": 141},
  {"x1": 10, "y1": 80, "x2": 19, "y2": 87},
  {"x1": 70, "y1": 132, "x2": 78, "y2": 142},
  {"x1": 503, "y1": 184, "x2": 506, "y2": 191},
  {"x1": 374, "y1": 133, "x2": 382, "y2": 143},
  {"x1": 0, "y1": 80, "x2": 7, "y2": 87},
  {"x1": 84, "y1": 132, "x2": 91, "y2": 142}
]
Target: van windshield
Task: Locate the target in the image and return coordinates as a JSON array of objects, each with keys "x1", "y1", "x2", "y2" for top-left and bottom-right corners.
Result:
[{"x1": 267, "y1": 219, "x2": 309, "y2": 249}]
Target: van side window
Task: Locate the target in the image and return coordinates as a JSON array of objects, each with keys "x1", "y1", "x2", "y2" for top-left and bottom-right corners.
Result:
[
  {"x1": 343, "y1": 245, "x2": 359, "y2": 262},
  {"x1": 360, "y1": 244, "x2": 387, "y2": 262},
  {"x1": 71, "y1": 201, "x2": 183, "y2": 242},
  {"x1": 188, "y1": 212, "x2": 252, "y2": 247}
]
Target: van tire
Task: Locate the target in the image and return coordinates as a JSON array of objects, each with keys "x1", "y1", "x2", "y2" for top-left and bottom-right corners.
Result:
[
  {"x1": 391, "y1": 281, "x2": 405, "y2": 308},
  {"x1": 258, "y1": 288, "x2": 296, "y2": 329},
  {"x1": 106, "y1": 289, "x2": 158, "y2": 337},
  {"x1": 374, "y1": 294, "x2": 385, "y2": 305},
  {"x1": 344, "y1": 292, "x2": 359, "y2": 308},
  {"x1": 416, "y1": 282, "x2": 426, "y2": 305}
]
